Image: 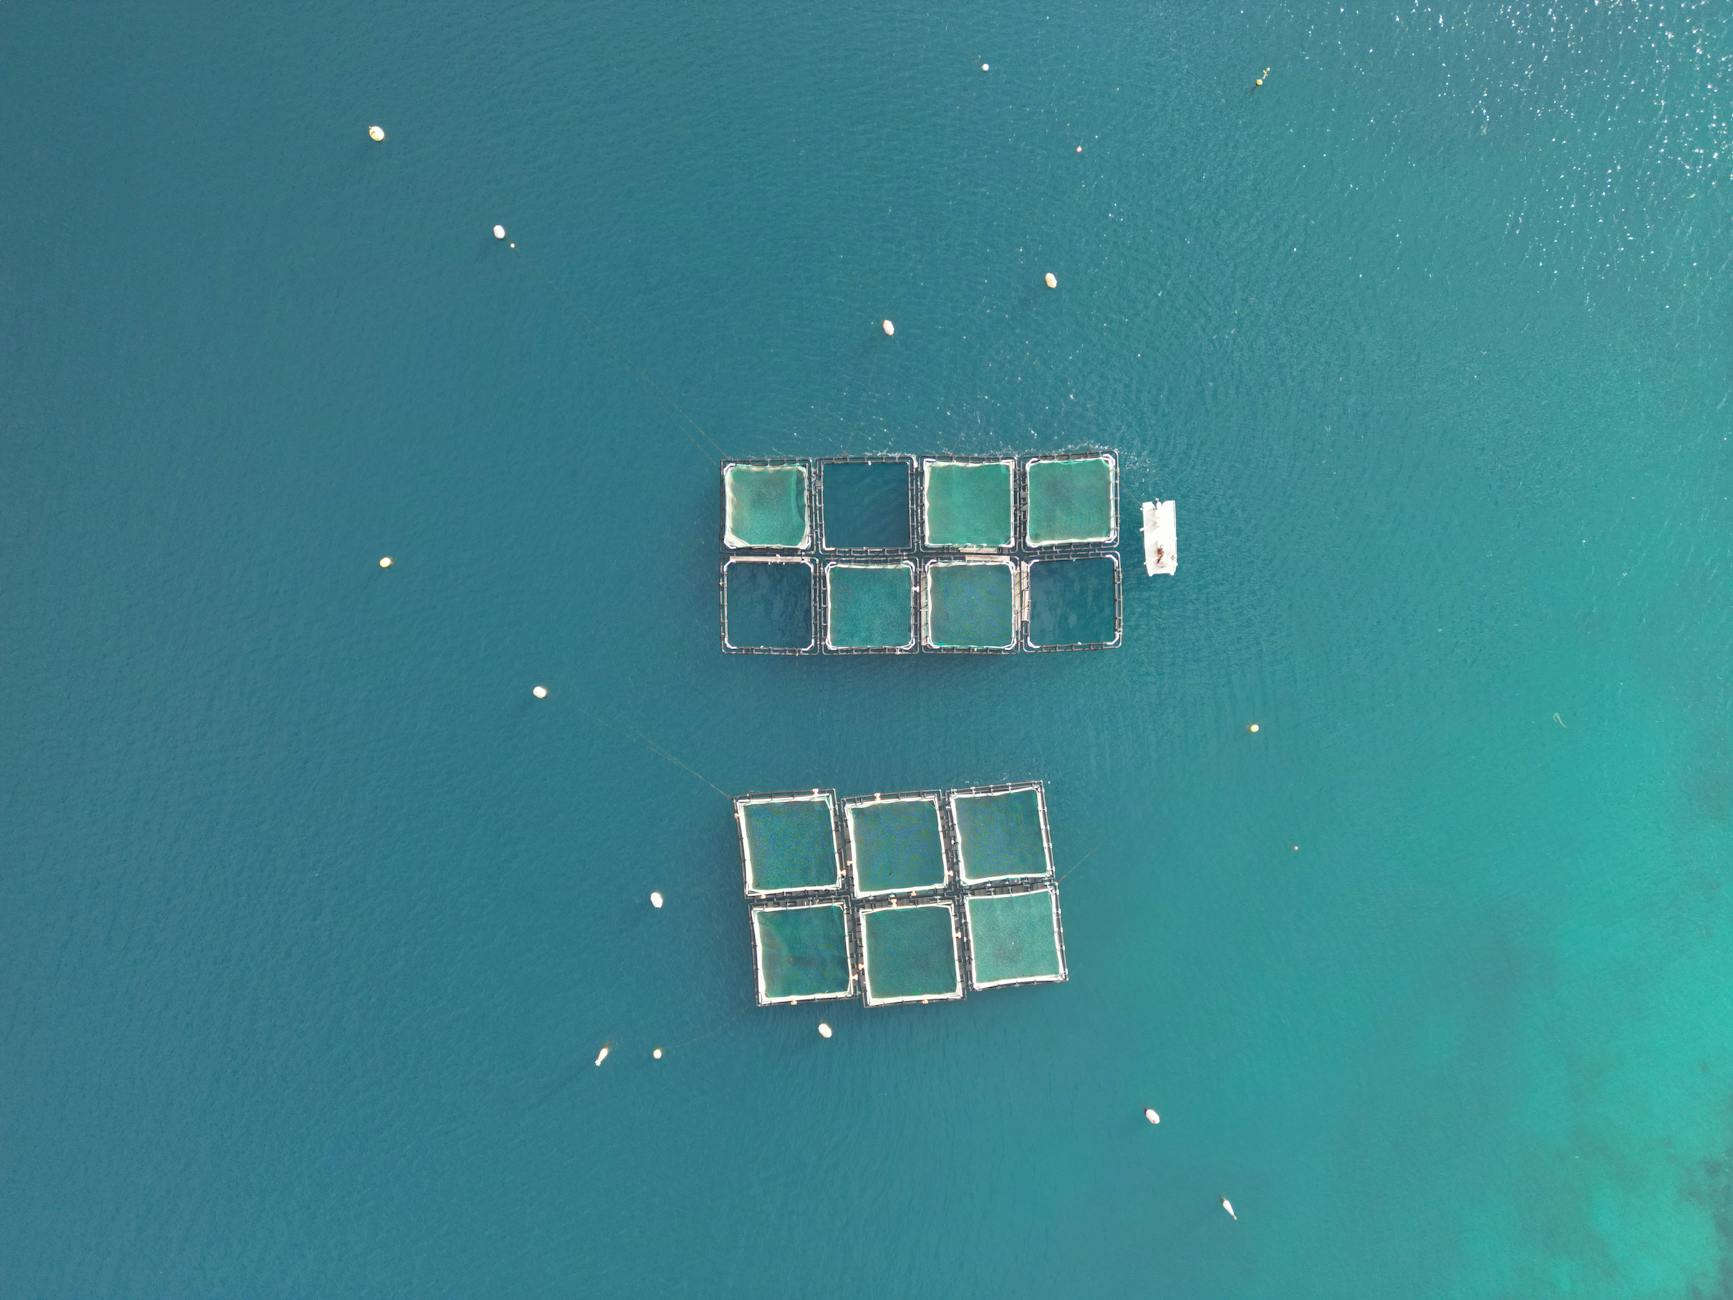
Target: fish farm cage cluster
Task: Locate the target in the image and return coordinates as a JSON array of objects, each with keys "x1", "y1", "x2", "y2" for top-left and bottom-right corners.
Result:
[
  {"x1": 735, "y1": 782, "x2": 1069, "y2": 1007},
  {"x1": 718, "y1": 454, "x2": 1124, "y2": 655}
]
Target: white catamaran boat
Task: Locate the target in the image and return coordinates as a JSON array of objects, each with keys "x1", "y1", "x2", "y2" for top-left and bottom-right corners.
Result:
[{"x1": 1140, "y1": 500, "x2": 1177, "y2": 576}]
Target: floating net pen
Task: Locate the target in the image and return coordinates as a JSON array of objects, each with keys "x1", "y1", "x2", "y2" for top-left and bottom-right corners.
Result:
[
  {"x1": 856, "y1": 899, "x2": 966, "y2": 1007},
  {"x1": 1023, "y1": 553, "x2": 1122, "y2": 651},
  {"x1": 842, "y1": 792, "x2": 951, "y2": 898},
  {"x1": 822, "y1": 561, "x2": 918, "y2": 654},
  {"x1": 816, "y1": 457, "x2": 916, "y2": 553},
  {"x1": 750, "y1": 900, "x2": 857, "y2": 1005},
  {"x1": 1023, "y1": 452, "x2": 1118, "y2": 549},
  {"x1": 921, "y1": 558, "x2": 1020, "y2": 652},
  {"x1": 733, "y1": 790, "x2": 846, "y2": 897},
  {"x1": 720, "y1": 557, "x2": 818, "y2": 654},
  {"x1": 947, "y1": 782, "x2": 1055, "y2": 885},
  {"x1": 920, "y1": 457, "x2": 1018, "y2": 552},
  {"x1": 722, "y1": 460, "x2": 814, "y2": 551},
  {"x1": 962, "y1": 884, "x2": 1068, "y2": 991}
]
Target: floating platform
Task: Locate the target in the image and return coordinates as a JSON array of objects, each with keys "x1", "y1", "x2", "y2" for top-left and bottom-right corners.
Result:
[
  {"x1": 921, "y1": 457, "x2": 1017, "y2": 551},
  {"x1": 949, "y1": 783, "x2": 1055, "y2": 885},
  {"x1": 963, "y1": 884, "x2": 1068, "y2": 991},
  {"x1": 1023, "y1": 553, "x2": 1122, "y2": 650},
  {"x1": 722, "y1": 460, "x2": 812, "y2": 551},
  {"x1": 734, "y1": 791, "x2": 844, "y2": 896},
  {"x1": 720, "y1": 557, "x2": 816, "y2": 653},
  {"x1": 1141, "y1": 499, "x2": 1177, "y2": 575},
  {"x1": 750, "y1": 900, "x2": 857, "y2": 1005},
  {"x1": 817, "y1": 457, "x2": 915, "y2": 552},
  {"x1": 844, "y1": 792, "x2": 951, "y2": 897},
  {"x1": 1025, "y1": 452, "x2": 1118, "y2": 548},
  {"x1": 857, "y1": 900, "x2": 966, "y2": 1006},
  {"x1": 922, "y1": 558, "x2": 1019, "y2": 652},
  {"x1": 735, "y1": 780, "x2": 1070, "y2": 1007},
  {"x1": 823, "y1": 561, "x2": 917, "y2": 653}
]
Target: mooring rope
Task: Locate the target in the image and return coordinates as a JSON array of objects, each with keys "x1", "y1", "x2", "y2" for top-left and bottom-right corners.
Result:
[
  {"x1": 569, "y1": 303, "x2": 725, "y2": 461},
  {"x1": 581, "y1": 700, "x2": 732, "y2": 801}
]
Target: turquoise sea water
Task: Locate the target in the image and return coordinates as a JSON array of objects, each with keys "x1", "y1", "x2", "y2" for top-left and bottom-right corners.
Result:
[{"x1": 3, "y1": 1, "x2": 1730, "y2": 1295}]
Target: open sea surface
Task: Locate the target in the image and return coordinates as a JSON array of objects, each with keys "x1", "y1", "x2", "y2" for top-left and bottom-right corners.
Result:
[{"x1": 2, "y1": 1, "x2": 1729, "y2": 1295}]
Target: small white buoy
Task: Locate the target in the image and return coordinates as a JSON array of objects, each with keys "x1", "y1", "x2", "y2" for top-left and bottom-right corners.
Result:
[
  {"x1": 881, "y1": 319, "x2": 895, "y2": 337},
  {"x1": 594, "y1": 1044, "x2": 611, "y2": 1067},
  {"x1": 492, "y1": 224, "x2": 507, "y2": 241},
  {"x1": 817, "y1": 1022, "x2": 833, "y2": 1039},
  {"x1": 981, "y1": 62, "x2": 990, "y2": 72},
  {"x1": 1075, "y1": 145, "x2": 1084, "y2": 154},
  {"x1": 378, "y1": 556, "x2": 393, "y2": 569},
  {"x1": 1044, "y1": 272, "x2": 1058, "y2": 289},
  {"x1": 532, "y1": 685, "x2": 549, "y2": 700},
  {"x1": 650, "y1": 890, "x2": 665, "y2": 909},
  {"x1": 368, "y1": 125, "x2": 386, "y2": 143},
  {"x1": 652, "y1": 1047, "x2": 664, "y2": 1061},
  {"x1": 1247, "y1": 722, "x2": 1261, "y2": 734},
  {"x1": 1221, "y1": 1196, "x2": 1238, "y2": 1221},
  {"x1": 1143, "y1": 1107, "x2": 1161, "y2": 1125},
  {"x1": 1291, "y1": 843, "x2": 1300, "y2": 853}
]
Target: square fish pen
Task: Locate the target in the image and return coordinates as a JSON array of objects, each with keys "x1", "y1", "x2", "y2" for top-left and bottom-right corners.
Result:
[
  {"x1": 721, "y1": 557, "x2": 817, "y2": 654},
  {"x1": 962, "y1": 885, "x2": 1068, "y2": 991},
  {"x1": 722, "y1": 460, "x2": 813, "y2": 551},
  {"x1": 1023, "y1": 452, "x2": 1118, "y2": 548},
  {"x1": 948, "y1": 783, "x2": 1055, "y2": 885},
  {"x1": 823, "y1": 561, "x2": 917, "y2": 653},
  {"x1": 817, "y1": 457, "x2": 915, "y2": 553},
  {"x1": 843, "y1": 792, "x2": 951, "y2": 898},
  {"x1": 857, "y1": 899, "x2": 966, "y2": 1007},
  {"x1": 734, "y1": 791, "x2": 845, "y2": 896},
  {"x1": 922, "y1": 558, "x2": 1020, "y2": 652},
  {"x1": 750, "y1": 900, "x2": 857, "y2": 1005},
  {"x1": 920, "y1": 457, "x2": 1017, "y2": 552},
  {"x1": 1023, "y1": 553, "x2": 1123, "y2": 651}
]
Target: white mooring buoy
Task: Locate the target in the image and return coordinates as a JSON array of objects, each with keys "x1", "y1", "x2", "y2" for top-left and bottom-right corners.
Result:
[
  {"x1": 492, "y1": 224, "x2": 507, "y2": 241},
  {"x1": 368, "y1": 125, "x2": 386, "y2": 143},
  {"x1": 881, "y1": 319, "x2": 895, "y2": 337},
  {"x1": 650, "y1": 890, "x2": 665, "y2": 909},
  {"x1": 652, "y1": 1047, "x2": 664, "y2": 1061},
  {"x1": 1044, "y1": 272, "x2": 1058, "y2": 289},
  {"x1": 1143, "y1": 1107, "x2": 1161, "y2": 1125},
  {"x1": 378, "y1": 556, "x2": 393, "y2": 569},
  {"x1": 817, "y1": 1022, "x2": 833, "y2": 1039},
  {"x1": 532, "y1": 685, "x2": 549, "y2": 700}
]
